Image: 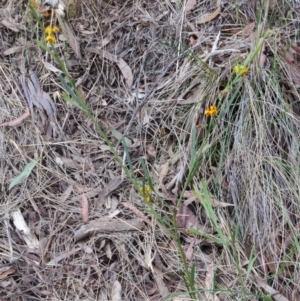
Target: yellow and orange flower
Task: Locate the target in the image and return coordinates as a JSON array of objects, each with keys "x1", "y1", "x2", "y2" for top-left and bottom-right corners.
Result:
[
  {"x1": 45, "y1": 35, "x2": 56, "y2": 44},
  {"x1": 233, "y1": 65, "x2": 249, "y2": 77},
  {"x1": 140, "y1": 185, "x2": 152, "y2": 202},
  {"x1": 205, "y1": 105, "x2": 218, "y2": 117}
]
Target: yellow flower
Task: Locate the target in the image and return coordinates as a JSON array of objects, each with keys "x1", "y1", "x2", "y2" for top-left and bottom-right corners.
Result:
[
  {"x1": 205, "y1": 105, "x2": 218, "y2": 117},
  {"x1": 140, "y1": 185, "x2": 151, "y2": 195},
  {"x1": 233, "y1": 65, "x2": 249, "y2": 77},
  {"x1": 139, "y1": 185, "x2": 152, "y2": 202},
  {"x1": 45, "y1": 26, "x2": 53, "y2": 35},
  {"x1": 45, "y1": 35, "x2": 56, "y2": 44},
  {"x1": 52, "y1": 26, "x2": 60, "y2": 34}
]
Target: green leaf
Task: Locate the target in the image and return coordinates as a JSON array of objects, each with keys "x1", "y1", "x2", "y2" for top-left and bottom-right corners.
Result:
[
  {"x1": 110, "y1": 128, "x2": 133, "y2": 147},
  {"x1": 9, "y1": 160, "x2": 38, "y2": 190}
]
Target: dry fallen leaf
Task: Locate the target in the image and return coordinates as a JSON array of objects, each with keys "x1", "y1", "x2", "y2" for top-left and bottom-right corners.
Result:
[
  {"x1": 121, "y1": 202, "x2": 152, "y2": 225},
  {"x1": 186, "y1": 0, "x2": 196, "y2": 12},
  {"x1": 12, "y1": 209, "x2": 39, "y2": 252},
  {"x1": 97, "y1": 177, "x2": 123, "y2": 206},
  {"x1": 0, "y1": 266, "x2": 15, "y2": 280},
  {"x1": 59, "y1": 185, "x2": 73, "y2": 202},
  {"x1": 237, "y1": 22, "x2": 255, "y2": 39},
  {"x1": 55, "y1": 156, "x2": 84, "y2": 169},
  {"x1": 74, "y1": 218, "x2": 144, "y2": 241},
  {"x1": 185, "y1": 239, "x2": 196, "y2": 261},
  {"x1": 282, "y1": 51, "x2": 300, "y2": 86},
  {"x1": 158, "y1": 162, "x2": 169, "y2": 186},
  {"x1": 20, "y1": 71, "x2": 57, "y2": 122},
  {"x1": 87, "y1": 48, "x2": 133, "y2": 88},
  {"x1": 183, "y1": 191, "x2": 234, "y2": 208},
  {"x1": 177, "y1": 204, "x2": 198, "y2": 229},
  {"x1": 81, "y1": 194, "x2": 89, "y2": 223},
  {"x1": 111, "y1": 280, "x2": 122, "y2": 301},
  {"x1": 210, "y1": 198, "x2": 235, "y2": 208},
  {"x1": 255, "y1": 277, "x2": 290, "y2": 301},
  {"x1": 47, "y1": 247, "x2": 81, "y2": 265},
  {"x1": 291, "y1": 44, "x2": 300, "y2": 54},
  {"x1": 153, "y1": 267, "x2": 169, "y2": 297},
  {"x1": 43, "y1": 61, "x2": 63, "y2": 74},
  {"x1": 1, "y1": 18, "x2": 26, "y2": 32},
  {"x1": 3, "y1": 43, "x2": 34, "y2": 56},
  {"x1": 205, "y1": 265, "x2": 220, "y2": 301},
  {"x1": 57, "y1": 16, "x2": 81, "y2": 59},
  {"x1": 196, "y1": 0, "x2": 221, "y2": 24},
  {"x1": 0, "y1": 107, "x2": 30, "y2": 127}
]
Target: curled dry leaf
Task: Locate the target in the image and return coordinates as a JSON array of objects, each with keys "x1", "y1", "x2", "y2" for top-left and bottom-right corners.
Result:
[
  {"x1": 12, "y1": 209, "x2": 39, "y2": 252},
  {"x1": 0, "y1": 107, "x2": 30, "y2": 127},
  {"x1": 87, "y1": 48, "x2": 133, "y2": 88},
  {"x1": 81, "y1": 194, "x2": 89, "y2": 223}
]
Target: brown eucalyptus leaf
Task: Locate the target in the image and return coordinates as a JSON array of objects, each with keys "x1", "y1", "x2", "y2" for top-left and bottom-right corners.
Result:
[
  {"x1": 186, "y1": 0, "x2": 196, "y2": 12},
  {"x1": 81, "y1": 194, "x2": 89, "y2": 223},
  {"x1": 0, "y1": 267, "x2": 15, "y2": 280},
  {"x1": 74, "y1": 218, "x2": 144, "y2": 241},
  {"x1": 96, "y1": 177, "x2": 123, "y2": 206},
  {"x1": 0, "y1": 107, "x2": 30, "y2": 127},
  {"x1": 255, "y1": 277, "x2": 289, "y2": 301},
  {"x1": 57, "y1": 16, "x2": 81, "y2": 59},
  {"x1": 87, "y1": 48, "x2": 133, "y2": 88},
  {"x1": 196, "y1": 0, "x2": 221, "y2": 24}
]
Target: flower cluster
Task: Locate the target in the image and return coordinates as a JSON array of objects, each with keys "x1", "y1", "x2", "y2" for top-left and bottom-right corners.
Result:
[
  {"x1": 205, "y1": 105, "x2": 218, "y2": 117},
  {"x1": 44, "y1": 26, "x2": 60, "y2": 44},
  {"x1": 139, "y1": 185, "x2": 152, "y2": 202},
  {"x1": 233, "y1": 65, "x2": 249, "y2": 77}
]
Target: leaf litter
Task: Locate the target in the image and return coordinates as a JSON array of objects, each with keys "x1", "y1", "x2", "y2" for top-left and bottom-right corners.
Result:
[{"x1": 1, "y1": 0, "x2": 300, "y2": 300}]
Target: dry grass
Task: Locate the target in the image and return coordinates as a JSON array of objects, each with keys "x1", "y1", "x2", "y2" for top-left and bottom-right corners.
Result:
[{"x1": 1, "y1": 0, "x2": 300, "y2": 300}]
